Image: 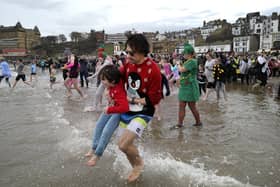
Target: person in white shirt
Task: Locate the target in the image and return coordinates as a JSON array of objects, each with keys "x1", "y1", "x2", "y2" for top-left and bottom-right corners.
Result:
[
  {"x1": 239, "y1": 56, "x2": 249, "y2": 85},
  {"x1": 203, "y1": 52, "x2": 216, "y2": 101},
  {"x1": 257, "y1": 52, "x2": 268, "y2": 87}
]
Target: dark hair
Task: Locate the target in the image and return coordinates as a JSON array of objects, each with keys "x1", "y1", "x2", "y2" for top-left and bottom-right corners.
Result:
[
  {"x1": 99, "y1": 65, "x2": 121, "y2": 84},
  {"x1": 125, "y1": 34, "x2": 150, "y2": 57},
  {"x1": 69, "y1": 56, "x2": 79, "y2": 77}
]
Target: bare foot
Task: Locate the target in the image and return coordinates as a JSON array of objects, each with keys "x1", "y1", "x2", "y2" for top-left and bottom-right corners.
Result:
[
  {"x1": 67, "y1": 92, "x2": 72, "y2": 98},
  {"x1": 87, "y1": 155, "x2": 99, "y2": 167},
  {"x1": 83, "y1": 106, "x2": 96, "y2": 112},
  {"x1": 85, "y1": 150, "x2": 93, "y2": 157},
  {"x1": 127, "y1": 159, "x2": 144, "y2": 183}
]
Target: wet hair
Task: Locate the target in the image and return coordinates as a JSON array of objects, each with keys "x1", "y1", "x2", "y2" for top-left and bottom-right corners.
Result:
[
  {"x1": 125, "y1": 34, "x2": 150, "y2": 57},
  {"x1": 99, "y1": 64, "x2": 121, "y2": 84}
]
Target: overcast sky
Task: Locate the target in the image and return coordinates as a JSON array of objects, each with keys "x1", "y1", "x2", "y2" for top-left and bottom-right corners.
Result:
[{"x1": 0, "y1": 0, "x2": 279, "y2": 38}]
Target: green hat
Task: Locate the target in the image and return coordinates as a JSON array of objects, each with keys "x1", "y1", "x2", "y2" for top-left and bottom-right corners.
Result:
[
  {"x1": 102, "y1": 52, "x2": 107, "y2": 58},
  {"x1": 183, "y1": 43, "x2": 194, "y2": 55}
]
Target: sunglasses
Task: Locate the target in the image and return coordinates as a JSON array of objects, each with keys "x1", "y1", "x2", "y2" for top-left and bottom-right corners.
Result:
[{"x1": 126, "y1": 50, "x2": 135, "y2": 56}]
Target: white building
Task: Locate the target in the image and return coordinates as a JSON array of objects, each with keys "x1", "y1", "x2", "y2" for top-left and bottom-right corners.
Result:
[
  {"x1": 105, "y1": 33, "x2": 127, "y2": 44},
  {"x1": 174, "y1": 39, "x2": 195, "y2": 54},
  {"x1": 263, "y1": 13, "x2": 279, "y2": 34},
  {"x1": 233, "y1": 35, "x2": 259, "y2": 53},
  {"x1": 195, "y1": 44, "x2": 231, "y2": 54},
  {"x1": 272, "y1": 32, "x2": 280, "y2": 44},
  {"x1": 188, "y1": 39, "x2": 195, "y2": 48},
  {"x1": 200, "y1": 25, "x2": 222, "y2": 39},
  {"x1": 259, "y1": 13, "x2": 280, "y2": 50},
  {"x1": 232, "y1": 18, "x2": 248, "y2": 36},
  {"x1": 232, "y1": 24, "x2": 241, "y2": 36},
  {"x1": 247, "y1": 12, "x2": 261, "y2": 33},
  {"x1": 253, "y1": 21, "x2": 263, "y2": 34},
  {"x1": 200, "y1": 20, "x2": 226, "y2": 39},
  {"x1": 260, "y1": 34, "x2": 272, "y2": 50},
  {"x1": 155, "y1": 33, "x2": 166, "y2": 41}
]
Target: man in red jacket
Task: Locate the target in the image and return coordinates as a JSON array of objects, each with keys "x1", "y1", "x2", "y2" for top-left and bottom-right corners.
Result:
[{"x1": 118, "y1": 34, "x2": 162, "y2": 182}]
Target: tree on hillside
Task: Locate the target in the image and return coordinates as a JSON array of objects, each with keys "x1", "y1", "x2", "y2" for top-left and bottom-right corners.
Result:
[
  {"x1": 41, "y1": 36, "x2": 58, "y2": 44},
  {"x1": 206, "y1": 24, "x2": 233, "y2": 43},
  {"x1": 88, "y1": 30, "x2": 97, "y2": 44},
  {"x1": 124, "y1": 30, "x2": 132, "y2": 38},
  {"x1": 58, "y1": 34, "x2": 67, "y2": 43},
  {"x1": 77, "y1": 30, "x2": 98, "y2": 54},
  {"x1": 70, "y1": 32, "x2": 82, "y2": 42}
]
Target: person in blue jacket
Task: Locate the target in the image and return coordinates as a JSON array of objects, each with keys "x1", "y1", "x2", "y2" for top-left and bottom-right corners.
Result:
[{"x1": 0, "y1": 58, "x2": 12, "y2": 87}]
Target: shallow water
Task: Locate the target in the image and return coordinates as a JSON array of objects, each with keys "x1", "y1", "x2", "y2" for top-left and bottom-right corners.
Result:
[{"x1": 0, "y1": 72, "x2": 279, "y2": 187}]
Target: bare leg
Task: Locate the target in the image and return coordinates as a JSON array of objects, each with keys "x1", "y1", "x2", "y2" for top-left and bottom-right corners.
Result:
[
  {"x1": 12, "y1": 80, "x2": 18, "y2": 88},
  {"x1": 178, "y1": 101, "x2": 186, "y2": 126},
  {"x1": 203, "y1": 88, "x2": 210, "y2": 100},
  {"x1": 188, "y1": 102, "x2": 201, "y2": 124},
  {"x1": 118, "y1": 130, "x2": 144, "y2": 183},
  {"x1": 64, "y1": 78, "x2": 73, "y2": 97},
  {"x1": 222, "y1": 83, "x2": 227, "y2": 100},
  {"x1": 23, "y1": 81, "x2": 32, "y2": 87},
  {"x1": 154, "y1": 103, "x2": 161, "y2": 120},
  {"x1": 73, "y1": 81, "x2": 85, "y2": 98}
]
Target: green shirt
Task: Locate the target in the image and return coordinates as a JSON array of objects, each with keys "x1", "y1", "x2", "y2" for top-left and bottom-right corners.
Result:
[{"x1": 178, "y1": 58, "x2": 200, "y2": 102}]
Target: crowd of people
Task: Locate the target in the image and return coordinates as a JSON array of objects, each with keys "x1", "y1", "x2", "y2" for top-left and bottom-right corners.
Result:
[{"x1": 1, "y1": 34, "x2": 280, "y2": 183}]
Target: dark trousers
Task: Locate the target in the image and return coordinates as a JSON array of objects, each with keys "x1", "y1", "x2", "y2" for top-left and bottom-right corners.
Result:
[
  {"x1": 80, "y1": 71, "x2": 89, "y2": 87},
  {"x1": 240, "y1": 74, "x2": 249, "y2": 85},
  {"x1": 0, "y1": 76, "x2": 11, "y2": 87},
  {"x1": 199, "y1": 83, "x2": 206, "y2": 95}
]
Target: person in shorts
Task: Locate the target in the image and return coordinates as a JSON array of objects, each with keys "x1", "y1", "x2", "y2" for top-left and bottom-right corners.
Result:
[
  {"x1": 118, "y1": 34, "x2": 162, "y2": 182},
  {"x1": 12, "y1": 59, "x2": 32, "y2": 88}
]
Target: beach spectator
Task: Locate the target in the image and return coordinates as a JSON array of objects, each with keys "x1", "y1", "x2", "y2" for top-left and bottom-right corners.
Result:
[{"x1": 203, "y1": 52, "x2": 216, "y2": 100}]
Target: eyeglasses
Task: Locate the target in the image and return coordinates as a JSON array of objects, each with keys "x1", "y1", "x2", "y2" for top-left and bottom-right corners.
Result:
[{"x1": 126, "y1": 50, "x2": 135, "y2": 56}]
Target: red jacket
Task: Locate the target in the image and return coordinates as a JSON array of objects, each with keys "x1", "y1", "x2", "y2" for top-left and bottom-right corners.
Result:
[{"x1": 106, "y1": 80, "x2": 129, "y2": 114}]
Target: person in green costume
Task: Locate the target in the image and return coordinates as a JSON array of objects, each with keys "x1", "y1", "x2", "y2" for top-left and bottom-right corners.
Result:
[{"x1": 171, "y1": 43, "x2": 202, "y2": 129}]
